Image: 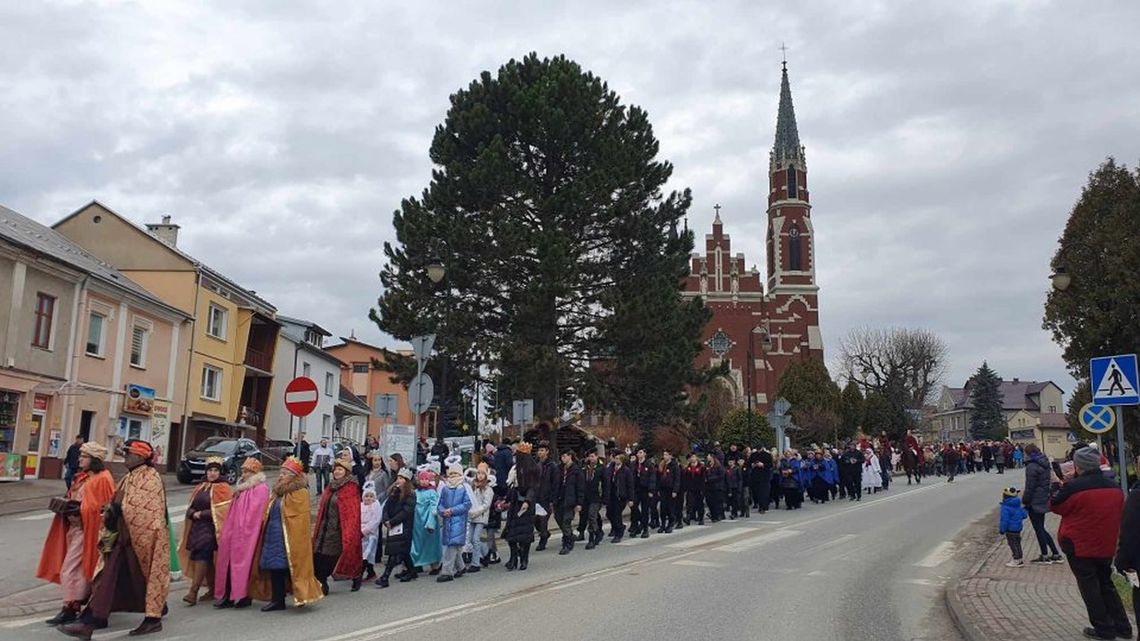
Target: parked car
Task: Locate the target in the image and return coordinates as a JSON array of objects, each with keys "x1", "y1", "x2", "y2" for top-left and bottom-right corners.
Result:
[
  {"x1": 177, "y1": 437, "x2": 262, "y2": 485},
  {"x1": 260, "y1": 439, "x2": 294, "y2": 467}
]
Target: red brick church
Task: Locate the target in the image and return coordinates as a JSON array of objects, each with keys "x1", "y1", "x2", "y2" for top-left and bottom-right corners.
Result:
[{"x1": 683, "y1": 63, "x2": 823, "y2": 413}]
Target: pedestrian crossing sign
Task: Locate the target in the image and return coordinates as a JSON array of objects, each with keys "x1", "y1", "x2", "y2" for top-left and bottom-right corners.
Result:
[{"x1": 1090, "y1": 354, "x2": 1140, "y2": 406}]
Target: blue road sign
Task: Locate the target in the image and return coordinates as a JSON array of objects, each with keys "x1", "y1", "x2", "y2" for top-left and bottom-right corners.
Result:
[
  {"x1": 1079, "y1": 403, "x2": 1115, "y2": 434},
  {"x1": 1090, "y1": 354, "x2": 1140, "y2": 406}
]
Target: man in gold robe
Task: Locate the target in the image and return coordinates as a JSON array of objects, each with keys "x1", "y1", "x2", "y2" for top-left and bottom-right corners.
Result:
[{"x1": 250, "y1": 456, "x2": 323, "y2": 610}]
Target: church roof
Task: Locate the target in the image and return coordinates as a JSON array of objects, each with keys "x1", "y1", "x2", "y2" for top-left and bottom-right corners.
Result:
[{"x1": 772, "y1": 63, "x2": 804, "y2": 168}]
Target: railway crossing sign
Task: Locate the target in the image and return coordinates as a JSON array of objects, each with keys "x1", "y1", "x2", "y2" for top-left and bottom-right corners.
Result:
[
  {"x1": 1090, "y1": 354, "x2": 1139, "y2": 406},
  {"x1": 1078, "y1": 403, "x2": 1115, "y2": 434}
]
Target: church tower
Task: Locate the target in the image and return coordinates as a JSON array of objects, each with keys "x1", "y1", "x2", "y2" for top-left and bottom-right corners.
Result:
[{"x1": 764, "y1": 62, "x2": 823, "y2": 360}]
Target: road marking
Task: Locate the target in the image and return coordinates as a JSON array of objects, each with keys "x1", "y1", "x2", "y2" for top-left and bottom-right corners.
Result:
[
  {"x1": 665, "y1": 527, "x2": 752, "y2": 549},
  {"x1": 802, "y1": 533, "x2": 859, "y2": 555},
  {"x1": 900, "y1": 578, "x2": 937, "y2": 586},
  {"x1": 915, "y1": 541, "x2": 955, "y2": 567},
  {"x1": 672, "y1": 559, "x2": 724, "y2": 568},
  {"x1": 715, "y1": 529, "x2": 800, "y2": 553},
  {"x1": 806, "y1": 570, "x2": 829, "y2": 576},
  {"x1": 316, "y1": 602, "x2": 476, "y2": 641},
  {"x1": 0, "y1": 614, "x2": 49, "y2": 628}
]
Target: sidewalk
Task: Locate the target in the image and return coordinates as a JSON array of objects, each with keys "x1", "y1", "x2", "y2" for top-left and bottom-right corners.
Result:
[
  {"x1": 0, "y1": 473, "x2": 187, "y2": 517},
  {"x1": 946, "y1": 512, "x2": 1133, "y2": 641}
]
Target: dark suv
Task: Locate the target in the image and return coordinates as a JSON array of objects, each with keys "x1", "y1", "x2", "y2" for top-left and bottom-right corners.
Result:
[{"x1": 177, "y1": 437, "x2": 261, "y2": 485}]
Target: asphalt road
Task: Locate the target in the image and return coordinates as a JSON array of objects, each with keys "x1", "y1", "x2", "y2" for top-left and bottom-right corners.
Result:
[{"x1": 0, "y1": 470, "x2": 1010, "y2": 641}]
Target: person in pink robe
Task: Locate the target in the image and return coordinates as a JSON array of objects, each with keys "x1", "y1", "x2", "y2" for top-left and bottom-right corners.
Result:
[{"x1": 213, "y1": 458, "x2": 270, "y2": 608}]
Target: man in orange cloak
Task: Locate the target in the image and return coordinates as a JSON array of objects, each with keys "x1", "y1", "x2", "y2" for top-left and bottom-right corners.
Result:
[{"x1": 37, "y1": 441, "x2": 115, "y2": 626}]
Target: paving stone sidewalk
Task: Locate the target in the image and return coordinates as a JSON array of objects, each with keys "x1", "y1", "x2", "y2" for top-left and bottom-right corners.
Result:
[
  {"x1": 947, "y1": 513, "x2": 1133, "y2": 641},
  {"x1": 0, "y1": 473, "x2": 185, "y2": 517}
]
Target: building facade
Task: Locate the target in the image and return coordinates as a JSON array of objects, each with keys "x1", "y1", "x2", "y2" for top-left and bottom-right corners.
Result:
[
  {"x1": 932, "y1": 378, "x2": 1065, "y2": 444},
  {"x1": 0, "y1": 204, "x2": 191, "y2": 478},
  {"x1": 682, "y1": 63, "x2": 823, "y2": 413},
  {"x1": 54, "y1": 201, "x2": 280, "y2": 459},
  {"x1": 267, "y1": 316, "x2": 343, "y2": 444},
  {"x1": 325, "y1": 336, "x2": 414, "y2": 438}
]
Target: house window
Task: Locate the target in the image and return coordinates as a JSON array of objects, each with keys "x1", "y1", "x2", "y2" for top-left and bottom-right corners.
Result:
[
  {"x1": 129, "y1": 325, "x2": 149, "y2": 368},
  {"x1": 201, "y1": 365, "x2": 222, "y2": 401},
  {"x1": 788, "y1": 225, "x2": 803, "y2": 271},
  {"x1": 1048, "y1": 405, "x2": 1056, "y2": 413},
  {"x1": 206, "y1": 304, "x2": 227, "y2": 340},
  {"x1": 786, "y1": 166, "x2": 798, "y2": 200},
  {"x1": 325, "y1": 372, "x2": 335, "y2": 396},
  {"x1": 86, "y1": 313, "x2": 106, "y2": 356},
  {"x1": 322, "y1": 414, "x2": 331, "y2": 437},
  {"x1": 352, "y1": 363, "x2": 369, "y2": 374},
  {"x1": 32, "y1": 293, "x2": 56, "y2": 349},
  {"x1": 302, "y1": 362, "x2": 311, "y2": 378}
]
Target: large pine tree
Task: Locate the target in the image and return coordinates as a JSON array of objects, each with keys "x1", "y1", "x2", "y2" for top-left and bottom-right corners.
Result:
[
  {"x1": 969, "y1": 362, "x2": 1005, "y2": 440},
  {"x1": 372, "y1": 54, "x2": 704, "y2": 423},
  {"x1": 839, "y1": 380, "x2": 865, "y2": 441}
]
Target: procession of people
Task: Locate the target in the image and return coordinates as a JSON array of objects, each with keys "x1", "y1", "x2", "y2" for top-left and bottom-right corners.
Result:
[{"x1": 30, "y1": 431, "x2": 1044, "y2": 639}]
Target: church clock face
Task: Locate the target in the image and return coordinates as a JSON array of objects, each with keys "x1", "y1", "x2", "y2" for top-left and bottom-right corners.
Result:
[{"x1": 707, "y1": 330, "x2": 735, "y2": 357}]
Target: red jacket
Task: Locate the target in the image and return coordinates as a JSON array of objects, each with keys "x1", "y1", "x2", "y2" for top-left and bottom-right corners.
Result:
[{"x1": 1049, "y1": 471, "x2": 1124, "y2": 558}]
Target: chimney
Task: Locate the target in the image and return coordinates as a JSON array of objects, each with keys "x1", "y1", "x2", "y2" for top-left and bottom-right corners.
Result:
[
  {"x1": 146, "y1": 215, "x2": 180, "y2": 247},
  {"x1": 1012, "y1": 377, "x2": 1019, "y2": 384}
]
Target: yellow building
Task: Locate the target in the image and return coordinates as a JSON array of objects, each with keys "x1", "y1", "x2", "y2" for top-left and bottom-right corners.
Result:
[
  {"x1": 54, "y1": 202, "x2": 279, "y2": 460},
  {"x1": 1006, "y1": 410, "x2": 1072, "y2": 461}
]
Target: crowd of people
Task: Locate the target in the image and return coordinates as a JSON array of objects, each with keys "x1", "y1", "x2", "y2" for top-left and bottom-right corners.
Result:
[{"x1": 42, "y1": 429, "x2": 1114, "y2": 640}]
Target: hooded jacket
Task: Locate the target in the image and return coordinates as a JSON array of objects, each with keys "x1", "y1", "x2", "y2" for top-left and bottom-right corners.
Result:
[
  {"x1": 998, "y1": 495, "x2": 1027, "y2": 534},
  {"x1": 1023, "y1": 453, "x2": 1053, "y2": 513},
  {"x1": 1050, "y1": 470, "x2": 1123, "y2": 558}
]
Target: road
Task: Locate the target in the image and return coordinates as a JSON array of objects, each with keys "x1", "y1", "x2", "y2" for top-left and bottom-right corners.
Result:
[{"x1": 0, "y1": 470, "x2": 1009, "y2": 641}]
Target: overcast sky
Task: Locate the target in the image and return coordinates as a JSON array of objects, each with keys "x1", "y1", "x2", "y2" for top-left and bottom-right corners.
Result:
[{"x1": 3, "y1": 1, "x2": 1138, "y2": 402}]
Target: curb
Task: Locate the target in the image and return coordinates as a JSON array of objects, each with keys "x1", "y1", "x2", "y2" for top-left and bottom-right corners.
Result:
[
  {"x1": 0, "y1": 578, "x2": 188, "y2": 620},
  {"x1": 943, "y1": 526, "x2": 1004, "y2": 641}
]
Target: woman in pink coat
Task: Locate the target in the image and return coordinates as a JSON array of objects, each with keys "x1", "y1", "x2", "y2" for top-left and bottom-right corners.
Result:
[{"x1": 213, "y1": 458, "x2": 270, "y2": 608}]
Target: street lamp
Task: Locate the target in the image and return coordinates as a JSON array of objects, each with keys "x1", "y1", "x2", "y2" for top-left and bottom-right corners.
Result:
[
  {"x1": 427, "y1": 259, "x2": 446, "y2": 285},
  {"x1": 1050, "y1": 267, "x2": 1071, "y2": 291},
  {"x1": 426, "y1": 258, "x2": 449, "y2": 439}
]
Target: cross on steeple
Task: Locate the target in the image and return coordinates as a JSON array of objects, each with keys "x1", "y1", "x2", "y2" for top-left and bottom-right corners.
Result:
[
  {"x1": 713, "y1": 203, "x2": 722, "y2": 224},
  {"x1": 780, "y1": 42, "x2": 789, "y2": 69}
]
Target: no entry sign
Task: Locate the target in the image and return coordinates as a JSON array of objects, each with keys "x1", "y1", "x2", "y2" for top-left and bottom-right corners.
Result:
[{"x1": 284, "y1": 376, "x2": 320, "y2": 417}]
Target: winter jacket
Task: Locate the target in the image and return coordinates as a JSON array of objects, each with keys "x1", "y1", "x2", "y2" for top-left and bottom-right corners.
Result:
[
  {"x1": 536, "y1": 459, "x2": 558, "y2": 506},
  {"x1": 998, "y1": 496, "x2": 1027, "y2": 534},
  {"x1": 381, "y1": 490, "x2": 415, "y2": 557},
  {"x1": 1115, "y1": 483, "x2": 1140, "y2": 573},
  {"x1": 467, "y1": 484, "x2": 494, "y2": 525},
  {"x1": 492, "y1": 445, "x2": 513, "y2": 488},
  {"x1": 658, "y1": 460, "x2": 682, "y2": 493},
  {"x1": 1049, "y1": 470, "x2": 1124, "y2": 558},
  {"x1": 437, "y1": 483, "x2": 472, "y2": 547},
  {"x1": 504, "y1": 483, "x2": 537, "y2": 544},
  {"x1": 604, "y1": 464, "x2": 635, "y2": 504},
  {"x1": 1023, "y1": 453, "x2": 1053, "y2": 513},
  {"x1": 682, "y1": 465, "x2": 705, "y2": 492},
  {"x1": 634, "y1": 460, "x2": 658, "y2": 492},
  {"x1": 556, "y1": 464, "x2": 585, "y2": 510},
  {"x1": 822, "y1": 459, "x2": 839, "y2": 485},
  {"x1": 582, "y1": 463, "x2": 605, "y2": 505},
  {"x1": 704, "y1": 465, "x2": 726, "y2": 493}
]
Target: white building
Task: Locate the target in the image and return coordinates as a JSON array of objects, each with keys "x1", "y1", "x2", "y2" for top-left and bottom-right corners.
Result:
[{"x1": 267, "y1": 316, "x2": 342, "y2": 444}]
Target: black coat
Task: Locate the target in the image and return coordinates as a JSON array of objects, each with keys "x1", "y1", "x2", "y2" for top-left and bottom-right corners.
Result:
[
  {"x1": 536, "y1": 459, "x2": 558, "y2": 506},
  {"x1": 705, "y1": 465, "x2": 726, "y2": 493},
  {"x1": 634, "y1": 460, "x2": 657, "y2": 492},
  {"x1": 1116, "y1": 483, "x2": 1140, "y2": 572},
  {"x1": 1023, "y1": 454, "x2": 1053, "y2": 513},
  {"x1": 296, "y1": 440, "x2": 312, "y2": 473},
  {"x1": 382, "y1": 490, "x2": 416, "y2": 557},
  {"x1": 604, "y1": 464, "x2": 635, "y2": 504},
  {"x1": 750, "y1": 451, "x2": 774, "y2": 485},
  {"x1": 504, "y1": 484, "x2": 537, "y2": 543},
  {"x1": 557, "y1": 464, "x2": 585, "y2": 510},
  {"x1": 658, "y1": 460, "x2": 681, "y2": 493},
  {"x1": 583, "y1": 463, "x2": 606, "y2": 504},
  {"x1": 682, "y1": 465, "x2": 705, "y2": 492}
]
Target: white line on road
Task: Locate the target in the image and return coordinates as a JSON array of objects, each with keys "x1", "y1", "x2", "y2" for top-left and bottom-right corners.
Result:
[
  {"x1": 672, "y1": 559, "x2": 724, "y2": 568},
  {"x1": 714, "y1": 529, "x2": 800, "y2": 553},
  {"x1": 914, "y1": 541, "x2": 955, "y2": 567},
  {"x1": 316, "y1": 602, "x2": 475, "y2": 641},
  {"x1": 665, "y1": 527, "x2": 753, "y2": 549},
  {"x1": 1, "y1": 614, "x2": 49, "y2": 628},
  {"x1": 802, "y1": 533, "x2": 859, "y2": 555}
]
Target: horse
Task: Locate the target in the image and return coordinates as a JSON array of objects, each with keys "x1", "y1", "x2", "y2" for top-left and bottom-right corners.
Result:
[{"x1": 901, "y1": 446, "x2": 923, "y2": 485}]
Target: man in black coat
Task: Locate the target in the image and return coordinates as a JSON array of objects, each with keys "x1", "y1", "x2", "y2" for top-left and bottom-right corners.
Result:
[
  {"x1": 632, "y1": 448, "x2": 657, "y2": 539},
  {"x1": 63, "y1": 435, "x2": 83, "y2": 491},
  {"x1": 555, "y1": 452, "x2": 585, "y2": 554},
  {"x1": 293, "y1": 433, "x2": 312, "y2": 473},
  {"x1": 657, "y1": 450, "x2": 682, "y2": 533},
  {"x1": 603, "y1": 452, "x2": 635, "y2": 543},
  {"x1": 534, "y1": 442, "x2": 558, "y2": 551},
  {"x1": 581, "y1": 451, "x2": 606, "y2": 548},
  {"x1": 838, "y1": 443, "x2": 863, "y2": 501},
  {"x1": 749, "y1": 447, "x2": 774, "y2": 512}
]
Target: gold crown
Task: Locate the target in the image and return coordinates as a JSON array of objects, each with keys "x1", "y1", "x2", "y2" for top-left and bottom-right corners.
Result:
[{"x1": 204, "y1": 456, "x2": 225, "y2": 467}]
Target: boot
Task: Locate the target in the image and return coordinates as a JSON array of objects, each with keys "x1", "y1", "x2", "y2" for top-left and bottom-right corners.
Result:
[
  {"x1": 233, "y1": 597, "x2": 252, "y2": 609},
  {"x1": 505, "y1": 543, "x2": 519, "y2": 571},
  {"x1": 559, "y1": 542, "x2": 571, "y2": 555},
  {"x1": 45, "y1": 602, "x2": 80, "y2": 626},
  {"x1": 58, "y1": 621, "x2": 95, "y2": 640},
  {"x1": 462, "y1": 552, "x2": 472, "y2": 566},
  {"x1": 351, "y1": 577, "x2": 362, "y2": 592},
  {"x1": 535, "y1": 536, "x2": 548, "y2": 552},
  {"x1": 128, "y1": 617, "x2": 162, "y2": 637},
  {"x1": 518, "y1": 544, "x2": 530, "y2": 571},
  {"x1": 576, "y1": 530, "x2": 586, "y2": 542},
  {"x1": 363, "y1": 563, "x2": 376, "y2": 581}
]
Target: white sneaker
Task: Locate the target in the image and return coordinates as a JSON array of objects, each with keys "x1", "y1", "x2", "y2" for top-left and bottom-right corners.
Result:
[{"x1": 1005, "y1": 560, "x2": 1024, "y2": 568}]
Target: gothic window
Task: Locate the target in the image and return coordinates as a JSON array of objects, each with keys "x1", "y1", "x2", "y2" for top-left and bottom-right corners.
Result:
[
  {"x1": 788, "y1": 225, "x2": 802, "y2": 271},
  {"x1": 786, "y1": 166, "x2": 798, "y2": 200},
  {"x1": 706, "y1": 330, "x2": 735, "y2": 357}
]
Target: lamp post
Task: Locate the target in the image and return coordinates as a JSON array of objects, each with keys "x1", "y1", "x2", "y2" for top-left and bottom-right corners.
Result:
[{"x1": 427, "y1": 258, "x2": 449, "y2": 440}]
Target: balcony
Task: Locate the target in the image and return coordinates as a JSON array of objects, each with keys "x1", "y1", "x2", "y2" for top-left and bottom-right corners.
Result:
[{"x1": 244, "y1": 347, "x2": 272, "y2": 373}]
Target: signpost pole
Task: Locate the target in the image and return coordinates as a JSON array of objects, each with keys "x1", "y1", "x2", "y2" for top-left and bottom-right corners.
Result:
[{"x1": 1117, "y1": 408, "x2": 1129, "y2": 493}]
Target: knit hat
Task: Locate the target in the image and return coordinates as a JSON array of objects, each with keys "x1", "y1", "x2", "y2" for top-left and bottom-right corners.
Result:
[
  {"x1": 1002, "y1": 486, "x2": 1020, "y2": 498},
  {"x1": 79, "y1": 441, "x2": 108, "y2": 461},
  {"x1": 397, "y1": 467, "x2": 414, "y2": 481},
  {"x1": 1073, "y1": 447, "x2": 1101, "y2": 473},
  {"x1": 446, "y1": 464, "x2": 463, "y2": 478}
]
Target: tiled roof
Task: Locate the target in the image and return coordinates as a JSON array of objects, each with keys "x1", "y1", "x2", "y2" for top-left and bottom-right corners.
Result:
[
  {"x1": 1038, "y1": 413, "x2": 1069, "y2": 428},
  {"x1": 338, "y1": 385, "x2": 371, "y2": 415},
  {"x1": 946, "y1": 379, "x2": 1060, "y2": 412},
  {"x1": 0, "y1": 204, "x2": 188, "y2": 319}
]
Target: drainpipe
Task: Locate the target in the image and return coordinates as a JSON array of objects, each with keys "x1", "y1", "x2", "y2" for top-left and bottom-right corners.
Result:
[
  {"x1": 63, "y1": 275, "x2": 90, "y2": 448},
  {"x1": 289, "y1": 339, "x2": 300, "y2": 440},
  {"x1": 177, "y1": 269, "x2": 203, "y2": 464}
]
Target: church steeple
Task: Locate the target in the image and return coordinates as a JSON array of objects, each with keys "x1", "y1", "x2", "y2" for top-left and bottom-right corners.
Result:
[{"x1": 770, "y1": 62, "x2": 806, "y2": 172}]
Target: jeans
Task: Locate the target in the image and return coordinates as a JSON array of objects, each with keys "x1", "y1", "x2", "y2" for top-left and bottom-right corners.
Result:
[
  {"x1": 441, "y1": 545, "x2": 464, "y2": 577},
  {"x1": 314, "y1": 467, "x2": 330, "y2": 494},
  {"x1": 1006, "y1": 533, "x2": 1023, "y2": 560},
  {"x1": 466, "y1": 522, "x2": 486, "y2": 562},
  {"x1": 1068, "y1": 555, "x2": 1131, "y2": 635},
  {"x1": 63, "y1": 467, "x2": 75, "y2": 491},
  {"x1": 1027, "y1": 509, "x2": 1059, "y2": 556}
]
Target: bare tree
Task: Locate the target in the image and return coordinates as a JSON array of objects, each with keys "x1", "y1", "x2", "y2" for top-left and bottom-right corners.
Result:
[{"x1": 836, "y1": 327, "x2": 949, "y2": 409}]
